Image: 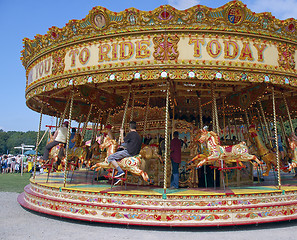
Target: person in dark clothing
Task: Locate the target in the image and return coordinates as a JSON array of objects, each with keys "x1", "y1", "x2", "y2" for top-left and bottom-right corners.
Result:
[
  {"x1": 107, "y1": 121, "x2": 142, "y2": 185},
  {"x1": 170, "y1": 131, "x2": 182, "y2": 189}
]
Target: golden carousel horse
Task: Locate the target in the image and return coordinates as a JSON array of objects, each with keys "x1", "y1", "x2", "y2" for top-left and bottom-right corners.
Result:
[
  {"x1": 67, "y1": 132, "x2": 89, "y2": 168},
  {"x1": 248, "y1": 125, "x2": 288, "y2": 176},
  {"x1": 195, "y1": 129, "x2": 263, "y2": 168},
  {"x1": 288, "y1": 137, "x2": 297, "y2": 171},
  {"x1": 47, "y1": 144, "x2": 65, "y2": 167},
  {"x1": 91, "y1": 135, "x2": 150, "y2": 182},
  {"x1": 88, "y1": 135, "x2": 106, "y2": 165}
]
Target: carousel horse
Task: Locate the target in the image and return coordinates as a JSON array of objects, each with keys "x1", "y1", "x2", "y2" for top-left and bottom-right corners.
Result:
[
  {"x1": 46, "y1": 144, "x2": 65, "y2": 167},
  {"x1": 288, "y1": 137, "x2": 297, "y2": 171},
  {"x1": 139, "y1": 145, "x2": 162, "y2": 161},
  {"x1": 67, "y1": 132, "x2": 89, "y2": 168},
  {"x1": 88, "y1": 135, "x2": 105, "y2": 165},
  {"x1": 90, "y1": 135, "x2": 150, "y2": 182},
  {"x1": 195, "y1": 129, "x2": 263, "y2": 168},
  {"x1": 248, "y1": 125, "x2": 288, "y2": 176}
]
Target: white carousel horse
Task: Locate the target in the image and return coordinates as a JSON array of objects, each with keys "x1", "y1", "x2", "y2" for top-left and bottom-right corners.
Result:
[{"x1": 196, "y1": 129, "x2": 263, "y2": 168}]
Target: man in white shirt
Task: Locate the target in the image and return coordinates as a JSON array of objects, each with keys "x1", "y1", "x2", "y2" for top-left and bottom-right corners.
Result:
[{"x1": 42, "y1": 121, "x2": 68, "y2": 161}]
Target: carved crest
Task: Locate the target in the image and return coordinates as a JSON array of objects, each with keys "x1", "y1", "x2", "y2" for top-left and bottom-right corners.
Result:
[
  {"x1": 278, "y1": 44, "x2": 296, "y2": 70},
  {"x1": 153, "y1": 35, "x2": 180, "y2": 61},
  {"x1": 52, "y1": 49, "x2": 66, "y2": 75}
]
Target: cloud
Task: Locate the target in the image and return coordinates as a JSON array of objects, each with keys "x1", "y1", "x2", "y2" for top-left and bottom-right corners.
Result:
[
  {"x1": 168, "y1": 0, "x2": 200, "y2": 10},
  {"x1": 248, "y1": 0, "x2": 297, "y2": 20}
]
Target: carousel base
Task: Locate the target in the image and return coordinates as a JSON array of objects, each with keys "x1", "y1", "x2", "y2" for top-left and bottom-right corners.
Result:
[{"x1": 18, "y1": 170, "x2": 297, "y2": 227}]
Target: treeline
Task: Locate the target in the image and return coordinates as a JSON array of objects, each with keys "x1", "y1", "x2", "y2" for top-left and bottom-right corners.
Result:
[{"x1": 0, "y1": 130, "x2": 48, "y2": 155}]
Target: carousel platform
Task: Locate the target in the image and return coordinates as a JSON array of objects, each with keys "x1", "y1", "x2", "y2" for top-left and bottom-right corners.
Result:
[{"x1": 18, "y1": 170, "x2": 297, "y2": 227}]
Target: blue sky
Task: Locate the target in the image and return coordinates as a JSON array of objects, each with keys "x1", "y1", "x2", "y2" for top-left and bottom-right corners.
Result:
[{"x1": 0, "y1": 0, "x2": 296, "y2": 132}]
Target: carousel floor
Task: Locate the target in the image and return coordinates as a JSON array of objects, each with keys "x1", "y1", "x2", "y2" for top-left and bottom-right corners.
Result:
[{"x1": 18, "y1": 170, "x2": 297, "y2": 227}]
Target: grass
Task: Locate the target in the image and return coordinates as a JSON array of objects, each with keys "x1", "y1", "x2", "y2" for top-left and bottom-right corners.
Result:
[{"x1": 0, "y1": 173, "x2": 31, "y2": 193}]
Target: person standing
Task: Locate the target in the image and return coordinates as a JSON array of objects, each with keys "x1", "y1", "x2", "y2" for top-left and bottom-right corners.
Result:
[
  {"x1": 107, "y1": 121, "x2": 142, "y2": 186},
  {"x1": 42, "y1": 121, "x2": 68, "y2": 161},
  {"x1": 170, "y1": 131, "x2": 182, "y2": 189}
]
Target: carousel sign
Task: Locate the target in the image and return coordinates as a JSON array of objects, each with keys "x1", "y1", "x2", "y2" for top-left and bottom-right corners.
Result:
[{"x1": 27, "y1": 35, "x2": 281, "y2": 85}]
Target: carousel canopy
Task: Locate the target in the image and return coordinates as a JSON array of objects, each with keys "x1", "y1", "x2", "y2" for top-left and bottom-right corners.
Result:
[{"x1": 22, "y1": 1, "x2": 297, "y2": 123}]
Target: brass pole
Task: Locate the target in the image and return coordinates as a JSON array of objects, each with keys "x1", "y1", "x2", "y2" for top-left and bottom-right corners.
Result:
[
  {"x1": 129, "y1": 91, "x2": 135, "y2": 122},
  {"x1": 282, "y1": 92, "x2": 294, "y2": 134},
  {"x1": 198, "y1": 97, "x2": 203, "y2": 129},
  {"x1": 163, "y1": 81, "x2": 170, "y2": 198},
  {"x1": 33, "y1": 106, "x2": 43, "y2": 179},
  {"x1": 227, "y1": 117, "x2": 232, "y2": 140},
  {"x1": 142, "y1": 93, "x2": 151, "y2": 142},
  {"x1": 272, "y1": 87, "x2": 281, "y2": 189},
  {"x1": 223, "y1": 98, "x2": 226, "y2": 140},
  {"x1": 258, "y1": 100, "x2": 272, "y2": 147},
  {"x1": 211, "y1": 84, "x2": 216, "y2": 132},
  {"x1": 256, "y1": 108, "x2": 267, "y2": 144},
  {"x1": 80, "y1": 104, "x2": 93, "y2": 145},
  {"x1": 59, "y1": 98, "x2": 71, "y2": 127},
  {"x1": 279, "y1": 116, "x2": 288, "y2": 151},
  {"x1": 120, "y1": 85, "x2": 132, "y2": 143},
  {"x1": 63, "y1": 90, "x2": 74, "y2": 187}
]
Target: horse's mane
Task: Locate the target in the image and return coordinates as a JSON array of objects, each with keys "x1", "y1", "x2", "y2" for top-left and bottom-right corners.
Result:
[{"x1": 208, "y1": 131, "x2": 220, "y2": 145}]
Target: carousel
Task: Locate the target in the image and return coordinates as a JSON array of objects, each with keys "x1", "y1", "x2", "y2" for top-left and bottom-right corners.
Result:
[{"x1": 18, "y1": 1, "x2": 297, "y2": 226}]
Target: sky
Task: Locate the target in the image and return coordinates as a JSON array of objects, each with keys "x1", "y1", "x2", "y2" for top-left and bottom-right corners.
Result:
[{"x1": 0, "y1": 0, "x2": 297, "y2": 132}]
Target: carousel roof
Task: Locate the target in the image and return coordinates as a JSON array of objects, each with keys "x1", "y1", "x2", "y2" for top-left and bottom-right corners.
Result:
[{"x1": 21, "y1": 1, "x2": 297, "y2": 123}]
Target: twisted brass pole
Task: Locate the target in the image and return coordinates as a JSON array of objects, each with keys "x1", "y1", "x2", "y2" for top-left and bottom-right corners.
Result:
[
  {"x1": 198, "y1": 97, "x2": 203, "y2": 129},
  {"x1": 258, "y1": 100, "x2": 272, "y2": 147},
  {"x1": 163, "y1": 81, "x2": 170, "y2": 197},
  {"x1": 282, "y1": 92, "x2": 294, "y2": 134},
  {"x1": 256, "y1": 108, "x2": 267, "y2": 144},
  {"x1": 80, "y1": 104, "x2": 93, "y2": 145},
  {"x1": 121, "y1": 85, "x2": 132, "y2": 129},
  {"x1": 227, "y1": 117, "x2": 232, "y2": 139},
  {"x1": 59, "y1": 98, "x2": 71, "y2": 127},
  {"x1": 120, "y1": 85, "x2": 132, "y2": 144},
  {"x1": 33, "y1": 106, "x2": 43, "y2": 179},
  {"x1": 129, "y1": 91, "x2": 135, "y2": 122},
  {"x1": 223, "y1": 98, "x2": 226, "y2": 140},
  {"x1": 211, "y1": 84, "x2": 216, "y2": 132},
  {"x1": 142, "y1": 93, "x2": 150, "y2": 142},
  {"x1": 63, "y1": 90, "x2": 74, "y2": 187},
  {"x1": 272, "y1": 87, "x2": 281, "y2": 189}
]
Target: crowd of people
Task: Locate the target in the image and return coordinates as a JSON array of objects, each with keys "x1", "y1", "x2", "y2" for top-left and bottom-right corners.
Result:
[{"x1": 0, "y1": 155, "x2": 38, "y2": 174}]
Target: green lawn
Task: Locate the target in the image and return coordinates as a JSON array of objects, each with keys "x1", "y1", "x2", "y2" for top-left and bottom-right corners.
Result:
[{"x1": 0, "y1": 173, "x2": 31, "y2": 193}]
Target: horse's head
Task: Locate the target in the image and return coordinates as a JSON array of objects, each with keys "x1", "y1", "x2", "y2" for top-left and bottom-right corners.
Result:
[
  {"x1": 248, "y1": 125, "x2": 258, "y2": 138},
  {"x1": 73, "y1": 132, "x2": 82, "y2": 147},
  {"x1": 100, "y1": 136, "x2": 114, "y2": 150},
  {"x1": 91, "y1": 141, "x2": 99, "y2": 150},
  {"x1": 288, "y1": 137, "x2": 297, "y2": 150},
  {"x1": 198, "y1": 129, "x2": 210, "y2": 143}
]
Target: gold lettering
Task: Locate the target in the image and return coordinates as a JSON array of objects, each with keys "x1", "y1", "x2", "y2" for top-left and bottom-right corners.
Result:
[
  {"x1": 254, "y1": 44, "x2": 267, "y2": 62},
  {"x1": 69, "y1": 49, "x2": 79, "y2": 67},
  {"x1": 79, "y1": 48, "x2": 90, "y2": 65},
  {"x1": 98, "y1": 44, "x2": 111, "y2": 62},
  {"x1": 224, "y1": 40, "x2": 239, "y2": 59},
  {"x1": 119, "y1": 42, "x2": 134, "y2": 60},
  {"x1": 111, "y1": 43, "x2": 118, "y2": 60},
  {"x1": 189, "y1": 39, "x2": 205, "y2": 57},
  {"x1": 44, "y1": 58, "x2": 51, "y2": 74},
  {"x1": 135, "y1": 40, "x2": 150, "y2": 59},
  {"x1": 206, "y1": 40, "x2": 221, "y2": 58},
  {"x1": 239, "y1": 42, "x2": 254, "y2": 61}
]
